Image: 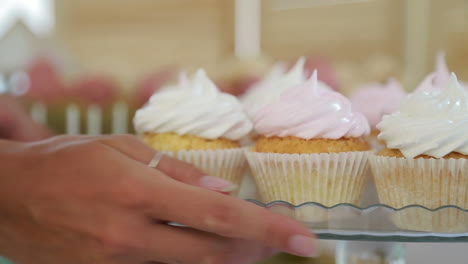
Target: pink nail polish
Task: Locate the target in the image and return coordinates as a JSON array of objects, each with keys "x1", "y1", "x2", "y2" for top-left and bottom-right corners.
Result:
[
  {"x1": 199, "y1": 176, "x2": 237, "y2": 192},
  {"x1": 288, "y1": 235, "x2": 318, "y2": 257}
]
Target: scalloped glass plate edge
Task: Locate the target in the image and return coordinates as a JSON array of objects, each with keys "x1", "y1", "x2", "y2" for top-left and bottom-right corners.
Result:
[
  {"x1": 246, "y1": 199, "x2": 468, "y2": 212},
  {"x1": 247, "y1": 199, "x2": 468, "y2": 240}
]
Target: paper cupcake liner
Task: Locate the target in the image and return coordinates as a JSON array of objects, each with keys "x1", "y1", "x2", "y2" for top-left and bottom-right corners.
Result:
[
  {"x1": 237, "y1": 173, "x2": 259, "y2": 200},
  {"x1": 245, "y1": 151, "x2": 370, "y2": 222},
  {"x1": 369, "y1": 155, "x2": 468, "y2": 232},
  {"x1": 162, "y1": 148, "x2": 247, "y2": 196},
  {"x1": 360, "y1": 153, "x2": 380, "y2": 207}
]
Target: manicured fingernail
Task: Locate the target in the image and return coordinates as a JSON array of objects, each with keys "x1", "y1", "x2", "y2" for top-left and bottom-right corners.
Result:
[
  {"x1": 199, "y1": 176, "x2": 237, "y2": 192},
  {"x1": 288, "y1": 235, "x2": 319, "y2": 257}
]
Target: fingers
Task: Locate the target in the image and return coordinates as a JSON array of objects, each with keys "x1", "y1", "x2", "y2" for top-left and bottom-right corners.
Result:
[
  {"x1": 139, "y1": 168, "x2": 317, "y2": 257},
  {"x1": 98, "y1": 135, "x2": 236, "y2": 192},
  {"x1": 0, "y1": 97, "x2": 53, "y2": 141},
  {"x1": 156, "y1": 155, "x2": 235, "y2": 192},
  {"x1": 142, "y1": 224, "x2": 272, "y2": 264}
]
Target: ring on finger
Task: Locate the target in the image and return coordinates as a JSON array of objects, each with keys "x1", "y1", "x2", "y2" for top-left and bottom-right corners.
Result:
[{"x1": 148, "y1": 152, "x2": 164, "y2": 168}]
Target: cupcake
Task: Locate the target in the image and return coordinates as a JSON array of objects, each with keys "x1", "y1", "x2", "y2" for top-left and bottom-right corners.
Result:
[
  {"x1": 370, "y1": 73, "x2": 468, "y2": 232},
  {"x1": 134, "y1": 69, "x2": 253, "y2": 193},
  {"x1": 350, "y1": 79, "x2": 407, "y2": 150},
  {"x1": 246, "y1": 71, "x2": 371, "y2": 217}
]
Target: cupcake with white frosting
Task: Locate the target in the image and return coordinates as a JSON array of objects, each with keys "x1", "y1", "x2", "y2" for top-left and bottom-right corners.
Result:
[
  {"x1": 134, "y1": 69, "x2": 253, "y2": 192},
  {"x1": 370, "y1": 73, "x2": 468, "y2": 232}
]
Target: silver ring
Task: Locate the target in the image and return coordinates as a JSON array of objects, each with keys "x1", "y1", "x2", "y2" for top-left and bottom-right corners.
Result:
[{"x1": 148, "y1": 152, "x2": 164, "y2": 168}]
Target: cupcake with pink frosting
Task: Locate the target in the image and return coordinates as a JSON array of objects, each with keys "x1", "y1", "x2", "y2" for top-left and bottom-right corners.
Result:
[
  {"x1": 350, "y1": 79, "x2": 407, "y2": 149},
  {"x1": 245, "y1": 71, "x2": 371, "y2": 217}
]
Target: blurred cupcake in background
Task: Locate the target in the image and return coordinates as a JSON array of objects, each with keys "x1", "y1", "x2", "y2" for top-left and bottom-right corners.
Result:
[
  {"x1": 246, "y1": 71, "x2": 371, "y2": 216},
  {"x1": 70, "y1": 75, "x2": 119, "y2": 107},
  {"x1": 24, "y1": 56, "x2": 68, "y2": 106},
  {"x1": 350, "y1": 78, "x2": 407, "y2": 150},
  {"x1": 370, "y1": 73, "x2": 468, "y2": 232},
  {"x1": 134, "y1": 69, "x2": 253, "y2": 194},
  {"x1": 416, "y1": 52, "x2": 468, "y2": 93}
]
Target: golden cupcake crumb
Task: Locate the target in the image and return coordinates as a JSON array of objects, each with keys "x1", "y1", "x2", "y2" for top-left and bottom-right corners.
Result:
[
  {"x1": 143, "y1": 132, "x2": 240, "y2": 151},
  {"x1": 254, "y1": 136, "x2": 371, "y2": 154},
  {"x1": 379, "y1": 148, "x2": 468, "y2": 159}
]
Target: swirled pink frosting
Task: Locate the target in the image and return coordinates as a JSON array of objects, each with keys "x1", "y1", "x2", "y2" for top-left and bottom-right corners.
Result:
[{"x1": 255, "y1": 71, "x2": 370, "y2": 139}]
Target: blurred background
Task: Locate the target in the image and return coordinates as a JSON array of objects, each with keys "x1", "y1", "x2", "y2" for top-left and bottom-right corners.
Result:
[
  {"x1": 0, "y1": 1, "x2": 467, "y2": 263},
  {"x1": 0, "y1": 0, "x2": 467, "y2": 135}
]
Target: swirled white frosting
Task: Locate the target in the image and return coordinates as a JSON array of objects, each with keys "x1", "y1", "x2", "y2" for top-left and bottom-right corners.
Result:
[
  {"x1": 377, "y1": 73, "x2": 468, "y2": 158},
  {"x1": 134, "y1": 69, "x2": 253, "y2": 140}
]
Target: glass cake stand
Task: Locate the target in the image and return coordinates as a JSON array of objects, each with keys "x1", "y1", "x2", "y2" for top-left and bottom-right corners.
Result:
[
  {"x1": 248, "y1": 200, "x2": 468, "y2": 264},
  {"x1": 3, "y1": 201, "x2": 467, "y2": 264}
]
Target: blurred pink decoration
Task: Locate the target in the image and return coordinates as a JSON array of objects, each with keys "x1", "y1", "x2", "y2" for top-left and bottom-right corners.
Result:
[
  {"x1": 135, "y1": 67, "x2": 178, "y2": 106},
  {"x1": 350, "y1": 78, "x2": 407, "y2": 129},
  {"x1": 416, "y1": 52, "x2": 468, "y2": 93},
  {"x1": 24, "y1": 56, "x2": 68, "y2": 105},
  {"x1": 434, "y1": 52, "x2": 450, "y2": 86},
  {"x1": 289, "y1": 56, "x2": 340, "y2": 91},
  {"x1": 70, "y1": 75, "x2": 119, "y2": 107}
]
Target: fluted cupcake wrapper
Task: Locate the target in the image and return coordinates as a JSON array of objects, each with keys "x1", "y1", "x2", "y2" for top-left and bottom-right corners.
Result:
[
  {"x1": 245, "y1": 151, "x2": 370, "y2": 222},
  {"x1": 162, "y1": 148, "x2": 248, "y2": 196},
  {"x1": 369, "y1": 155, "x2": 468, "y2": 232}
]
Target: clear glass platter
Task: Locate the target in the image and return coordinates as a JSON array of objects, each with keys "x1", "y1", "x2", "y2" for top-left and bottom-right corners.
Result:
[{"x1": 247, "y1": 200, "x2": 468, "y2": 242}]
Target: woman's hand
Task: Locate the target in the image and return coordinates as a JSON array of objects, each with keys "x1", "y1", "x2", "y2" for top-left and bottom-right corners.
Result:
[
  {"x1": 0, "y1": 135, "x2": 317, "y2": 264},
  {"x1": 0, "y1": 95, "x2": 53, "y2": 141}
]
